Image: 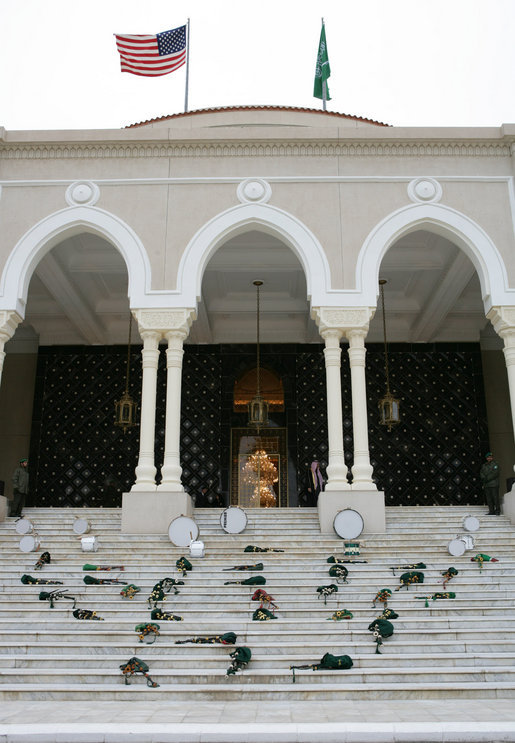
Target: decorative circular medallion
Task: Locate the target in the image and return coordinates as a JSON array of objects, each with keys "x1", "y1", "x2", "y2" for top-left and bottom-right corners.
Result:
[
  {"x1": 65, "y1": 181, "x2": 100, "y2": 206},
  {"x1": 237, "y1": 178, "x2": 271, "y2": 204},
  {"x1": 407, "y1": 177, "x2": 442, "y2": 203}
]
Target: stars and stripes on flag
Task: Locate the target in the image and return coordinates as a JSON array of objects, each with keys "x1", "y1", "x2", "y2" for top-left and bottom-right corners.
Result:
[{"x1": 115, "y1": 25, "x2": 187, "y2": 77}]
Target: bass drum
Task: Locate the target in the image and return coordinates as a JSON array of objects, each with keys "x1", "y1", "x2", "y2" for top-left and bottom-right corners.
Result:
[
  {"x1": 15, "y1": 518, "x2": 34, "y2": 535},
  {"x1": 448, "y1": 538, "x2": 466, "y2": 557},
  {"x1": 168, "y1": 516, "x2": 199, "y2": 547},
  {"x1": 73, "y1": 518, "x2": 91, "y2": 535},
  {"x1": 220, "y1": 507, "x2": 248, "y2": 534},
  {"x1": 19, "y1": 535, "x2": 40, "y2": 553},
  {"x1": 463, "y1": 515, "x2": 480, "y2": 533},
  {"x1": 333, "y1": 509, "x2": 364, "y2": 540}
]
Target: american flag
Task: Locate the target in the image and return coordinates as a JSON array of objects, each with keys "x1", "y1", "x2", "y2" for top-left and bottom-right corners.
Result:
[{"x1": 115, "y1": 25, "x2": 187, "y2": 77}]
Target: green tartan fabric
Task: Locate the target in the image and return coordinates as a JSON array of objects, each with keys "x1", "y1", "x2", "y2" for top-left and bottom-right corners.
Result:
[
  {"x1": 328, "y1": 565, "x2": 348, "y2": 582},
  {"x1": 317, "y1": 653, "x2": 353, "y2": 670},
  {"x1": 397, "y1": 571, "x2": 424, "y2": 589},
  {"x1": 327, "y1": 609, "x2": 353, "y2": 620}
]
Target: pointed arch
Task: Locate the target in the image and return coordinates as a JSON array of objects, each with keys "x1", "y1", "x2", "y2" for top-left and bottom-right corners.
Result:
[
  {"x1": 0, "y1": 206, "x2": 152, "y2": 316},
  {"x1": 176, "y1": 202, "x2": 333, "y2": 308},
  {"x1": 356, "y1": 202, "x2": 515, "y2": 312}
]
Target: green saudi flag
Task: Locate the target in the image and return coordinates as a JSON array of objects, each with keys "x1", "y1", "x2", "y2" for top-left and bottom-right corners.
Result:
[{"x1": 313, "y1": 24, "x2": 331, "y2": 101}]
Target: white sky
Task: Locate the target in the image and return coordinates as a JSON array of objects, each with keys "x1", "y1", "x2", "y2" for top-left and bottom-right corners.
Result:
[{"x1": 1, "y1": 0, "x2": 514, "y2": 131}]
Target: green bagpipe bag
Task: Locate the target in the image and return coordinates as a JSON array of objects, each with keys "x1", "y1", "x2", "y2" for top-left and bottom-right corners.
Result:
[
  {"x1": 327, "y1": 609, "x2": 353, "y2": 621},
  {"x1": 379, "y1": 608, "x2": 399, "y2": 620},
  {"x1": 151, "y1": 608, "x2": 183, "y2": 622},
  {"x1": 396, "y1": 571, "x2": 424, "y2": 590},
  {"x1": 290, "y1": 653, "x2": 353, "y2": 682},
  {"x1": 227, "y1": 646, "x2": 252, "y2": 675},
  {"x1": 252, "y1": 607, "x2": 277, "y2": 621},
  {"x1": 368, "y1": 617, "x2": 394, "y2": 653},
  {"x1": 328, "y1": 564, "x2": 348, "y2": 583},
  {"x1": 224, "y1": 575, "x2": 266, "y2": 586},
  {"x1": 176, "y1": 557, "x2": 193, "y2": 574},
  {"x1": 372, "y1": 588, "x2": 392, "y2": 607},
  {"x1": 316, "y1": 584, "x2": 338, "y2": 604}
]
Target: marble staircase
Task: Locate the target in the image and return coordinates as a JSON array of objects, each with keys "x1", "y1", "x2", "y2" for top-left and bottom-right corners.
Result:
[{"x1": 1, "y1": 505, "x2": 514, "y2": 701}]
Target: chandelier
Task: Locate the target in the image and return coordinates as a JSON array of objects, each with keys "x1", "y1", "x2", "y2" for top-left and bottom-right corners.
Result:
[
  {"x1": 241, "y1": 448, "x2": 278, "y2": 508},
  {"x1": 114, "y1": 313, "x2": 138, "y2": 433},
  {"x1": 248, "y1": 280, "x2": 269, "y2": 430},
  {"x1": 378, "y1": 279, "x2": 400, "y2": 431}
]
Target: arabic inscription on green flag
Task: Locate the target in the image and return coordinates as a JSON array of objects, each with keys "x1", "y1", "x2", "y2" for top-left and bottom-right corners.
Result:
[{"x1": 314, "y1": 25, "x2": 331, "y2": 101}]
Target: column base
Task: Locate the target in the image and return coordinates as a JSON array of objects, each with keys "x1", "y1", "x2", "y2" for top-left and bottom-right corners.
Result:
[
  {"x1": 121, "y1": 491, "x2": 193, "y2": 534},
  {"x1": 317, "y1": 490, "x2": 386, "y2": 534},
  {"x1": 503, "y1": 490, "x2": 515, "y2": 524},
  {"x1": 0, "y1": 496, "x2": 9, "y2": 522}
]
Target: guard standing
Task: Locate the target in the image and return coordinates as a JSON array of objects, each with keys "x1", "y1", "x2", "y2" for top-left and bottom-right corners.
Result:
[{"x1": 480, "y1": 452, "x2": 500, "y2": 515}]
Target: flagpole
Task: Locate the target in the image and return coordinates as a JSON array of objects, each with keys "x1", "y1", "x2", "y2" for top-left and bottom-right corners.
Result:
[
  {"x1": 184, "y1": 18, "x2": 190, "y2": 113},
  {"x1": 321, "y1": 18, "x2": 326, "y2": 111}
]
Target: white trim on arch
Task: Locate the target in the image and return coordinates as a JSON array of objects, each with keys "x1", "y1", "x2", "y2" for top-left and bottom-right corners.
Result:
[
  {"x1": 0, "y1": 206, "x2": 152, "y2": 316},
  {"x1": 175, "y1": 202, "x2": 334, "y2": 308},
  {"x1": 355, "y1": 202, "x2": 515, "y2": 313}
]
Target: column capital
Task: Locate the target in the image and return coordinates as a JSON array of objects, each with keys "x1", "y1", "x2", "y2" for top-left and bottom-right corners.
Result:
[
  {"x1": 0, "y1": 310, "x2": 23, "y2": 344},
  {"x1": 312, "y1": 306, "x2": 375, "y2": 337},
  {"x1": 486, "y1": 306, "x2": 515, "y2": 344},
  {"x1": 132, "y1": 308, "x2": 196, "y2": 339}
]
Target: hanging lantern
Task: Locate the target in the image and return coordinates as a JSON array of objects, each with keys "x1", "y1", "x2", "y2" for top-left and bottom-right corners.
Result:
[
  {"x1": 248, "y1": 280, "x2": 269, "y2": 430},
  {"x1": 378, "y1": 279, "x2": 400, "y2": 431},
  {"x1": 115, "y1": 313, "x2": 138, "y2": 433}
]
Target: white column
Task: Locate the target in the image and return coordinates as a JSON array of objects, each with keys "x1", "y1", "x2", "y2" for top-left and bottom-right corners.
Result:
[
  {"x1": 158, "y1": 328, "x2": 188, "y2": 491},
  {"x1": 132, "y1": 329, "x2": 161, "y2": 491},
  {"x1": 347, "y1": 328, "x2": 376, "y2": 489},
  {"x1": 321, "y1": 328, "x2": 350, "y2": 490},
  {"x1": 0, "y1": 311, "x2": 23, "y2": 388}
]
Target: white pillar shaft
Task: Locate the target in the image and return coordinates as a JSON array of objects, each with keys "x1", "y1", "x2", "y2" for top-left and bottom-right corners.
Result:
[
  {"x1": 322, "y1": 330, "x2": 350, "y2": 490},
  {"x1": 132, "y1": 332, "x2": 160, "y2": 491},
  {"x1": 159, "y1": 331, "x2": 187, "y2": 491},
  {"x1": 502, "y1": 339, "x2": 515, "y2": 445},
  {"x1": 347, "y1": 331, "x2": 376, "y2": 489}
]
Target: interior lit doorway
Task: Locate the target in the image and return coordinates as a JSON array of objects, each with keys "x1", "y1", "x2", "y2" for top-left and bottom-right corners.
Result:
[{"x1": 230, "y1": 428, "x2": 288, "y2": 507}]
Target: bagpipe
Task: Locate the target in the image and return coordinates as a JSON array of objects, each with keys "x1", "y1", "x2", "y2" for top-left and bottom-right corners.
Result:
[
  {"x1": 120, "y1": 584, "x2": 141, "y2": 599},
  {"x1": 119, "y1": 657, "x2": 159, "y2": 688},
  {"x1": 251, "y1": 588, "x2": 277, "y2": 611},
  {"x1": 389, "y1": 562, "x2": 426, "y2": 576},
  {"x1": 368, "y1": 617, "x2": 394, "y2": 654},
  {"x1": 151, "y1": 608, "x2": 183, "y2": 622},
  {"x1": 252, "y1": 607, "x2": 277, "y2": 621},
  {"x1": 415, "y1": 592, "x2": 456, "y2": 608},
  {"x1": 328, "y1": 564, "x2": 348, "y2": 583},
  {"x1": 327, "y1": 556, "x2": 367, "y2": 564},
  {"x1": 222, "y1": 563, "x2": 264, "y2": 571},
  {"x1": 395, "y1": 571, "x2": 424, "y2": 591},
  {"x1": 175, "y1": 632, "x2": 237, "y2": 645},
  {"x1": 224, "y1": 576, "x2": 266, "y2": 586},
  {"x1": 378, "y1": 608, "x2": 399, "y2": 620},
  {"x1": 148, "y1": 578, "x2": 184, "y2": 609},
  {"x1": 176, "y1": 557, "x2": 193, "y2": 576},
  {"x1": 82, "y1": 563, "x2": 125, "y2": 571},
  {"x1": 83, "y1": 575, "x2": 127, "y2": 585},
  {"x1": 21, "y1": 574, "x2": 63, "y2": 585},
  {"x1": 327, "y1": 609, "x2": 353, "y2": 621},
  {"x1": 471, "y1": 553, "x2": 499, "y2": 573},
  {"x1": 73, "y1": 608, "x2": 104, "y2": 620},
  {"x1": 290, "y1": 653, "x2": 353, "y2": 683},
  {"x1": 441, "y1": 567, "x2": 459, "y2": 589},
  {"x1": 372, "y1": 588, "x2": 392, "y2": 608},
  {"x1": 39, "y1": 590, "x2": 76, "y2": 609},
  {"x1": 226, "y1": 647, "x2": 252, "y2": 675},
  {"x1": 34, "y1": 552, "x2": 51, "y2": 570},
  {"x1": 316, "y1": 584, "x2": 338, "y2": 604},
  {"x1": 135, "y1": 622, "x2": 160, "y2": 644},
  {"x1": 244, "y1": 545, "x2": 284, "y2": 553}
]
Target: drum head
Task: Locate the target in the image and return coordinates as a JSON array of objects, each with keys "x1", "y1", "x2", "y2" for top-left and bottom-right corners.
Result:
[
  {"x1": 19, "y1": 535, "x2": 39, "y2": 553},
  {"x1": 333, "y1": 509, "x2": 364, "y2": 540},
  {"x1": 461, "y1": 534, "x2": 475, "y2": 550},
  {"x1": 463, "y1": 515, "x2": 480, "y2": 533},
  {"x1": 15, "y1": 519, "x2": 33, "y2": 535},
  {"x1": 448, "y1": 538, "x2": 466, "y2": 557},
  {"x1": 220, "y1": 507, "x2": 248, "y2": 534},
  {"x1": 73, "y1": 518, "x2": 90, "y2": 535},
  {"x1": 168, "y1": 516, "x2": 199, "y2": 547}
]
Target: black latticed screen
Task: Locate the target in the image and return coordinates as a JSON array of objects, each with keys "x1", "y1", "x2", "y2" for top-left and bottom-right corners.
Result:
[{"x1": 29, "y1": 342, "x2": 488, "y2": 507}]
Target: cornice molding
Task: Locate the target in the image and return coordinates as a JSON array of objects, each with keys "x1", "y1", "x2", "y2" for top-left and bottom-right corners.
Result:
[{"x1": 0, "y1": 141, "x2": 512, "y2": 160}]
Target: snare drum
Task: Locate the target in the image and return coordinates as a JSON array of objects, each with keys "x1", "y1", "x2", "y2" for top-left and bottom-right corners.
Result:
[
  {"x1": 463, "y1": 515, "x2": 480, "y2": 533},
  {"x1": 19, "y1": 535, "x2": 40, "y2": 553},
  {"x1": 344, "y1": 542, "x2": 360, "y2": 556},
  {"x1": 461, "y1": 534, "x2": 475, "y2": 550},
  {"x1": 220, "y1": 507, "x2": 248, "y2": 534},
  {"x1": 448, "y1": 538, "x2": 466, "y2": 557},
  {"x1": 81, "y1": 536, "x2": 98, "y2": 552},
  {"x1": 15, "y1": 518, "x2": 34, "y2": 535},
  {"x1": 189, "y1": 540, "x2": 205, "y2": 558},
  {"x1": 168, "y1": 516, "x2": 199, "y2": 547},
  {"x1": 73, "y1": 518, "x2": 91, "y2": 535},
  {"x1": 333, "y1": 509, "x2": 364, "y2": 540}
]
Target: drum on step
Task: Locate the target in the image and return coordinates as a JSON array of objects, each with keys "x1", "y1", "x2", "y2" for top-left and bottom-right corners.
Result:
[
  {"x1": 462, "y1": 515, "x2": 480, "y2": 532},
  {"x1": 220, "y1": 507, "x2": 248, "y2": 534},
  {"x1": 447, "y1": 537, "x2": 466, "y2": 557},
  {"x1": 19, "y1": 535, "x2": 40, "y2": 553},
  {"x1": 81, "y1": 536, "x2": 99, "y2": 552},
  {"x1": 333, "y1": 509, "x2": 364, "y2": 540},
  {"x1": 461, "y1": 534, "x2": 475, "y2": 550},
  {"x1": 168, "y1": 516, "x2": 199, "y2": 547},
  {"x1": 73, "y1": 518, "x2": 91, "y2": 535},
  {"x1": 15, "y1": 518, "x2": 34, "y2": 535}
]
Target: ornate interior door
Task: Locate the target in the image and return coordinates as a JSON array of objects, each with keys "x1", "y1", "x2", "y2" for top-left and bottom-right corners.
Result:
[{"x1": 230, "y1": 428, "x2": 288, "y2": 507}]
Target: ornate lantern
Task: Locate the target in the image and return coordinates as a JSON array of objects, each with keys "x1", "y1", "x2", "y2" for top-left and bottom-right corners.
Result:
[
  {"x1": 378, "y1": 279, "x2": 400, "y2": 431},
  {"x1": 248, "y1": 280, "x2": 269, "y2": 430},
  {"x1": 114, "y1": 313, "x2": 138, "y2": 433}
]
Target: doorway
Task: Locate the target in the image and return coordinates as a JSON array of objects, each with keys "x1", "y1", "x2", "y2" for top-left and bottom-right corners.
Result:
[{"x1": 230, "y1": 428, "x2": 288, "y2": 507}]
